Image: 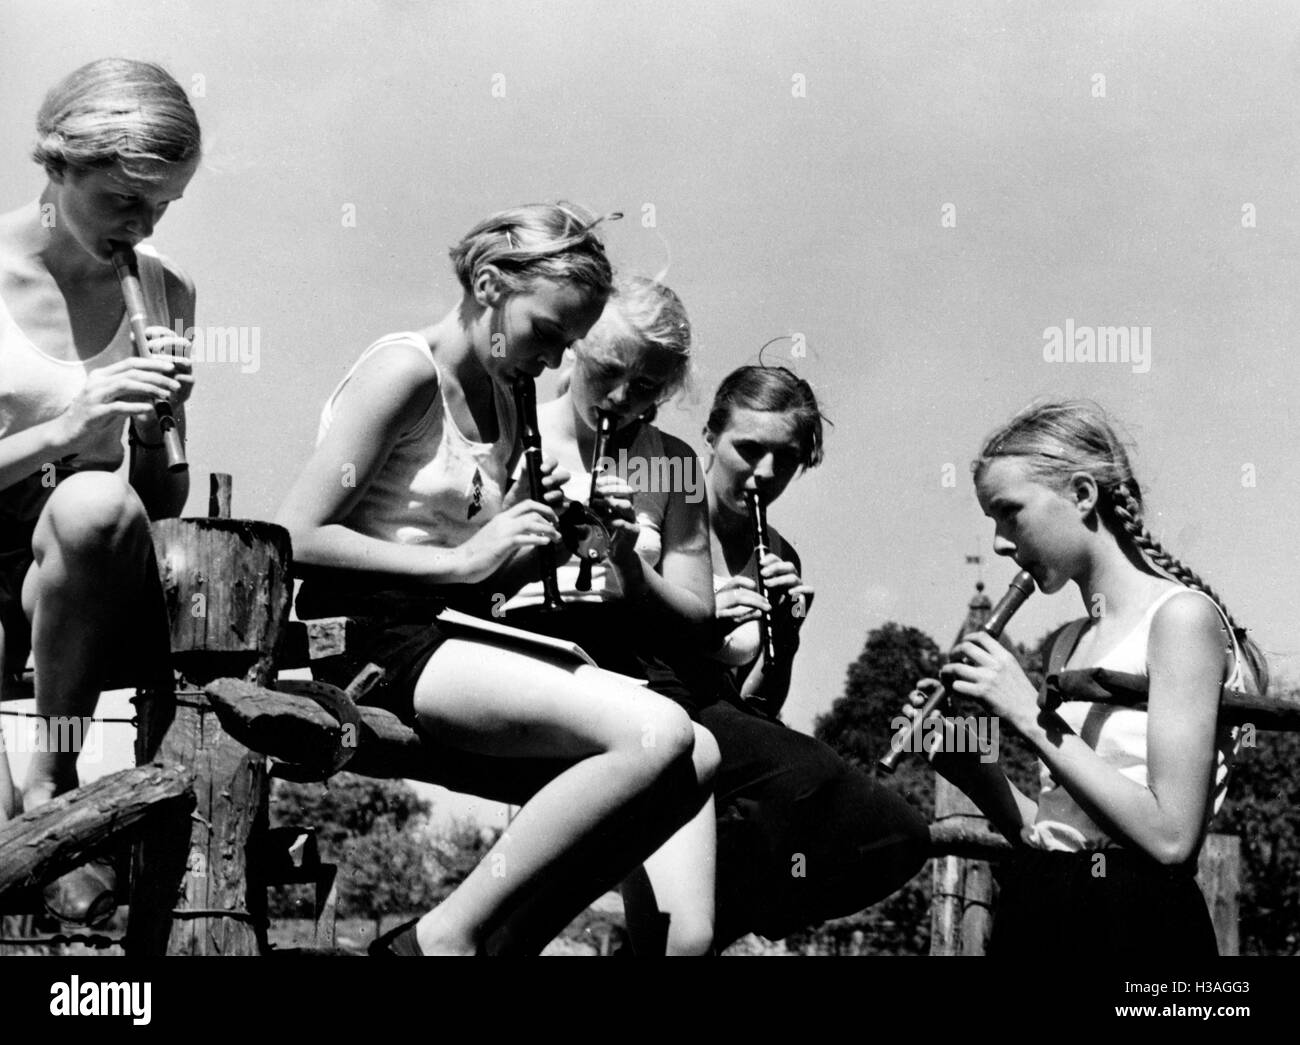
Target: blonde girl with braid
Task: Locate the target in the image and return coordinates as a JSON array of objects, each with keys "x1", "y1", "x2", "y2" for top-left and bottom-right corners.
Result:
[{"x1": 902, "y1": 399, "x2": 1266, "y2": 956}]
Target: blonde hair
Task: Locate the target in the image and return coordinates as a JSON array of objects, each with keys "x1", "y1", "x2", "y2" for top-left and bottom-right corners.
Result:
[
  {"x1": 975, "y1": 399, "x2": 1267, "y2": 692},
  {"x1": 33, "y1": 59, "x2": 200, "y2": 181},
  {"x1": 571, "y1": 275, "x2": 692, "y2": 404},
  {"x1": 449, "y1": 202, "x2": 618, "y2": 299}
]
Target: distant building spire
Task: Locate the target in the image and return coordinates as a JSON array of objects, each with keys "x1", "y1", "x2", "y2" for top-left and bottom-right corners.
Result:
[{"x1": 953, "y1": 580, "x2": 993, "y2": 647}]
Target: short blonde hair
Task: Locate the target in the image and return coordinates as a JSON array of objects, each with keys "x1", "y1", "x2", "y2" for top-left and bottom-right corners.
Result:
[
  {"x1": 574, "y1": 276, "x2": 692, "y2": 402},
  {"x1": 32, "y1": 58, "x2": 200, "y2": 181}
]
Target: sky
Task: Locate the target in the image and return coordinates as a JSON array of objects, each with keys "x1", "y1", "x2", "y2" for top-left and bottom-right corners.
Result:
[{"x1": 3, "y1": 0, "x2": 1299, "y2": 823}]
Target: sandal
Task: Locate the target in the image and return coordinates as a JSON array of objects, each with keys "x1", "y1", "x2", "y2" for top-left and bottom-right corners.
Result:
[
  {"x1": 368, "y1": 917, "x2": 423, "y2": 957},
  {"x1": 42, "y1": 859, "x2": 118, "y2": 927}
]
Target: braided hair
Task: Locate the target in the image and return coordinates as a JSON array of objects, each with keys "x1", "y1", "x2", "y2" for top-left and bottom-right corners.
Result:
[{"x1": 975, "y1": 399, "x2": 1267, "y2": 693}]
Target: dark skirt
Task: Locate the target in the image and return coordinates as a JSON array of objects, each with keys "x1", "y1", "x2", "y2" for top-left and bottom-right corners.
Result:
[
  {"x1": 508, "y1": 603, "x2": 932, "y2": 946},
  {"x1": 699, "y1": 699, "x2": 930, "y2": 947},
  {"x1": 990, "y1": 846, "x2": 1219, "y2": 957}
]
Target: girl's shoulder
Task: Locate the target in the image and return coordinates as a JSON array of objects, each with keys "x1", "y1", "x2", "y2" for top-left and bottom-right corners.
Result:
[
  {"x1": 329, "y1": 333, "x2": 441, "y2": 433},
  {"x1": 644, "y1": 425, "x2": 698, "y2": 462},
  {"x1": 137, "y1": 245, "x2": 194, "y2": 300},
  {"x1": 1149, "y1": 584, "x2": 1227, "y2": 635}
]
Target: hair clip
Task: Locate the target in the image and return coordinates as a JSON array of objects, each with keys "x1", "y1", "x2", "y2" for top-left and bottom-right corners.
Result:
[{"x1": 581, "y1": 210, "x2": 624, "y2": 235}]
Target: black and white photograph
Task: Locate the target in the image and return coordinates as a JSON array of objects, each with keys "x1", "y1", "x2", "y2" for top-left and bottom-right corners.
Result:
[{"x1": 0, "y1": 0, "x2": 1296, "y2": 1019}]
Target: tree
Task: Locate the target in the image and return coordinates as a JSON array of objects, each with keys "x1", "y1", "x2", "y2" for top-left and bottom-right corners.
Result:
[
  {"x1": 268, "y1": 774, "x2": 440, "y2": 938},
  {"x1": 808, "y1": 620, "x2": 1055, "y2": 954},
  {"x1": 815, "y1": 622, "x2": 943, "y2": 771},
  {"x1": 1215, "y1": 691, "x2": 1300, "y2": 955}
]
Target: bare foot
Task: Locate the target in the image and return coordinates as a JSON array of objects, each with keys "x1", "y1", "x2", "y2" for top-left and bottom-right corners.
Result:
[{"x1": 21, "y1": 773, "x2": 77, "y2": 812}]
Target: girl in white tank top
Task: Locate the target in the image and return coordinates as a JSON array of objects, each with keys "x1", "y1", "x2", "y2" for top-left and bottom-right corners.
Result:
[
  {"x1": 276, "y1": 205, "x2": 719, "y2": 956},
  {"x1": 0, "y1": 60, "x2": 200, "y2": 921},
  {"x1": 905, "y1": 399, "x2": 1267, "y2": 956}
]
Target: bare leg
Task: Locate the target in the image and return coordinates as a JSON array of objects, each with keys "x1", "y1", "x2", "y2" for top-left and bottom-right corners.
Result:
[
  {"x1": 409, "y1": 639, "x2": 718, "y2": 955},
  {"x1": 20, "y1": 473, "x2": 156, "y2": 809},
  {"x1": 621, "y1": 795, "x2": 717, "y2": 955},
  {"x1": 0, "y1": 622, "x2": 18, "y2": 823}
]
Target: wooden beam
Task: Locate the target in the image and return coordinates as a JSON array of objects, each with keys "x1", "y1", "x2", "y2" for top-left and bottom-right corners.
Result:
[{"x1": 0, "y1": 764, "x2": 194, "y2": 900}]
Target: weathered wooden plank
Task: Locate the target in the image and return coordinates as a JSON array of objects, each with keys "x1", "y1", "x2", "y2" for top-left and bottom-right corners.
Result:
[
  {"x1": 205, "y1": 678, "x2": 342, "y2": 770},
  {"x1": 1198, "y1": 833, "x2": 1240, "y2": 957},
  {"x1": 0, "y1": 764, "x2": 194, "y2": 899},
  {"x1": 276, "y1": 618, "x2": 366, "y2": 669},
  {"x1": 149, "y1": 517, "x2": 292, "y2": 660},
  {"x1": 929, "y1": 819, "x2": 1015, "y2": 861}
]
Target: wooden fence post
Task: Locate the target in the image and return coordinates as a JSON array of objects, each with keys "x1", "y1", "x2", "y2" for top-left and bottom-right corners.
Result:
[
  {"x1": 127, "y1": 476, "x2": 292, "y2": 956},
  {"x1": 1198, "y1": 833, "x2": 1240, "y2": 956},
  {"x1": 930, "y1": 778, "x2": 996, "y2": 955}
]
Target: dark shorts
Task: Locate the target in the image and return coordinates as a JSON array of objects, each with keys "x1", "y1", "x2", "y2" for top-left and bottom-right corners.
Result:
[
  {"x1": 295, "y1": 578, "x2": 620, "y2": 804},
  {"x1": 503, "y1": 603, "x2": 706, "y2": 713},
  {"x1": 990, "y1": 847, "x2": 1219, "y2": 957},
  {"x1": 295, "y1": 572, "x2": 452, "y2": 726}
]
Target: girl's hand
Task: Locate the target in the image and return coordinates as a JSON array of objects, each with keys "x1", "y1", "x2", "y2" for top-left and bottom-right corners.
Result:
[
  {"x1": 455, "y1": 500, "x2": 560, "y2": 584},
  {"x1": 502, "y1": 456, "x2": 571, "y2": 512},
  {"x1": 141, "y1": 325, "x2": 195, "y2": 405},
  {"x1": 593, "y1": 474, "x2": 641, "y2": 569},
  {"x1": 714, "y1": 574, "x2": 769, "y2": 624},
  {"x1": 899, "y1": 678, "x2": 983, "y2": 763},
  {"x1": 941, "y1": 631, "x2": 1040, "y2": 730},
  {"x1": 757, "y1": 552, "x2": 814, "y2": 630},
  {"x1": 54, "y1": 355, "x2": 183, "y2": 452}
]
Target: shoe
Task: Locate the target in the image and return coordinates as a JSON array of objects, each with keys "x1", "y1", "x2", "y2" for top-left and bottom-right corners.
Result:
[
  {"x1": 42, "y1": 859, "x2": 118, "y2": 928},
  {"x1": 368, "y1": 917, "x2": 423, "y2": 957}
]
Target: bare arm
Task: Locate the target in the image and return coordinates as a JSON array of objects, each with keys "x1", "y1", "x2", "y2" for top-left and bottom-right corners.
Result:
[
  {"x1": 947, "y1": 593, "x2": 1226, "y2": 865},
  {"x1": 275, "y1": 344, "x2": 558, "y2": 586},
  {"x1": 613, "y1": 437, "x2": 715, "y2": 637},
  {"x1": 902, "y1": 680, "x2": 1040, "y2": 842}
]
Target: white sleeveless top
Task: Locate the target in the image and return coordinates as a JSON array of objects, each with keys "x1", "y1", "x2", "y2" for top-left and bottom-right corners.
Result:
[
  {"x1": 1027, "y1": 586, "x2": 1246, "y2": 852},
  {"x1": 0, "y1": 245, "x2": 171, "y2": 493},
  {"x1": 501, "y1": 421, "x2": 674, "y2": 609},
  {"x1": 317, "y1": 333, "x2": 517, "y2": 548}
]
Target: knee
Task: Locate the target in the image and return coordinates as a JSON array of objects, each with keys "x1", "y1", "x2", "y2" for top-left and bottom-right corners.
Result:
[
  {"x1": 667, "y1": 915, "x2": 716, "y2": 957},
  {"x1": 689, "y1": 723, "x2": 720, "y2": 787},
  {"x1": 634, "y1": 701, "x2": 697, "y2": 770},
  {"x1": 41, "y1": 474, "x2": 146, "y2": 554}
]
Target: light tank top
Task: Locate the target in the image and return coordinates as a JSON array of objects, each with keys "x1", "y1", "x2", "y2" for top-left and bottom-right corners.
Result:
[
  {"x1": 317, "y1": 333, "x2": 517, "y2": 548},
  {"x1": 1027, "y1": 586, "x2": 1246, "y2": 852},
  {"x1": 0, "y1": 244, "x2": 171, "y2": 523}
]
